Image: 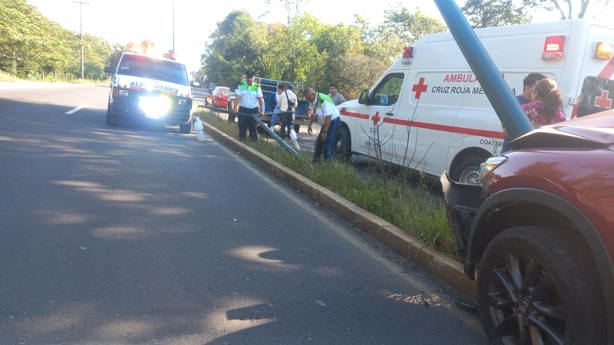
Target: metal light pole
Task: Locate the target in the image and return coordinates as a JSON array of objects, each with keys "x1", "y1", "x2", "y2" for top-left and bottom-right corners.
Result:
[{"x1": 73, "y1": 1, "x2": 89, "y2": 79}]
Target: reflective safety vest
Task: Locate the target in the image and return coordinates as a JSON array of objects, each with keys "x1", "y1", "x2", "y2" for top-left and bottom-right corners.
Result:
[
  {"x1": 315, "y1": 93, "x2": 334, "y2": 109},
  {"x1": 239, "y1": 82, "x2": 260, "y2": 93}
]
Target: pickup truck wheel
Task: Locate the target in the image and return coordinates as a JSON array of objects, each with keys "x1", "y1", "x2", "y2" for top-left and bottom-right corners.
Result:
[
  {"x1": 477, "y1": 226, "x2": 604, "y2": 345},
  {"x1": 451, "y1": 155, "x2": 487, "y2": 185},
  {"x1": 334, "y1": 126, "x2": 351, "y2": 162},
  {"x1": 179, "y1": 121, "x2": 192, "y2": 134}
]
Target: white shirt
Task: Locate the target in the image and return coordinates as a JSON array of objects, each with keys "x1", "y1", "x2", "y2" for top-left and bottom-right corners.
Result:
[
  {"x1": 279, "y1": 89, "x2": 297, "y2": 112},
  {"x1": 312, "y1": 94, "x2": 340, "y2": 125},
  {"x1": 237, "y1": 82, "x2": 263, "y2": 109}
]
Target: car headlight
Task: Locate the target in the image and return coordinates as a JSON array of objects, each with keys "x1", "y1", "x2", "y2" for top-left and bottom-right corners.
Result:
[
  {"x1": 480, "y1": 156, "x2": 507, "y2": 182},
  {"x1": 139, "y1": 95, "x2": 172, "y2": 119}
]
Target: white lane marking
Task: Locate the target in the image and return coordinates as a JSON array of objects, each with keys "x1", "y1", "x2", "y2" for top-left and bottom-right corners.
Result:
[{"x1": 65, "y1": 104, "x2": 88, "y2": 115}]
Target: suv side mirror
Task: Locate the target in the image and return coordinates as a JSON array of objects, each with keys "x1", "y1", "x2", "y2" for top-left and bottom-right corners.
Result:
[{"x1": 358, "y1": 89, "x2": 370, "y2": 105}]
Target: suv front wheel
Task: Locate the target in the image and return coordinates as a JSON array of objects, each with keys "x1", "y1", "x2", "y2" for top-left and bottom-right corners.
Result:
[{"x1": 477, "y1": 226, "x2": 604, "y2": 345}]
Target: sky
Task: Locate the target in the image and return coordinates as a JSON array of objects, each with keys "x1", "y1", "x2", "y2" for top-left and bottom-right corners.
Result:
[
  {"x1": 27, "y1": 0, "x2": 602, "y2": 73},
  {"x1": 27, "y1": 0, "x2": 444, "y2": 72}
]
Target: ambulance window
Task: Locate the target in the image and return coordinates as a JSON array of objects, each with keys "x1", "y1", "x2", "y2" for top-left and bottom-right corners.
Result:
[
  {"x1": 371, "y1": 73, "x2": 404, "y2": 106},
  {"x1": 577, "y1": 76, "x2": 614, "y2": 117}
]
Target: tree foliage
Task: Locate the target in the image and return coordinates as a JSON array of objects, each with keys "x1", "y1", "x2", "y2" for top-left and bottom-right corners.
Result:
[
  {"x1": 462, "y1": 0, "x2": 533, "y2": 28},
  {"x1": 0, "y1": 0, "x2": 112, "y2": 80},
  {"x1": 200, "y1": 6, "x2": 446, "y2": 99}
]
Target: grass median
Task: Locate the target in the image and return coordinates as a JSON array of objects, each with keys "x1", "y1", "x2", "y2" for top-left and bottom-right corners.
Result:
[{"x1": 197, "y1": 110, "x2": 456, "y2": 256}]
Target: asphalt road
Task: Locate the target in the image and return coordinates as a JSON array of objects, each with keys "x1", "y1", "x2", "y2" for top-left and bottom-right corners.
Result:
[{"x1": 0, "y1": 83, "x2": 486, "y2": 345}]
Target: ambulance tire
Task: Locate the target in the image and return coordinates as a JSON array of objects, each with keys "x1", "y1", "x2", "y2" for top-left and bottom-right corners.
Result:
[
  {"x1": 106, "y1": 105, "x2": 119, "y2": 126},
  {"x1": 335, "y1": 126, "x2": 351, "y2": 162},
  {"x1": 179, "y1": 122, "x2": 192, "y2": 134},
  {"x1": 452, "y1": 155, "x2": 488, "y2": 185}
]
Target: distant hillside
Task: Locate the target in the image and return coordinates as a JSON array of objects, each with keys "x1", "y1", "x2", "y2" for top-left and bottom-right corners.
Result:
[{"x1": 0, "y1": 0, "x2": 114, "y2": 80}]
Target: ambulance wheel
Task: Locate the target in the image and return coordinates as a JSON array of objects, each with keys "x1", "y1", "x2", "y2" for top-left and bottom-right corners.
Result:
[
  {"x1": 179, "y1": 121, "x2": 192, "y2": 134},
  {"x1": 334, "y1": 126, "x2": 351, "y2": 162},
  {"x1": 452, "y1": 155, "x2": 488, "y2": 185},
  {"x1": 106, "y1": 105, "x2": 119, "y2": 126}
]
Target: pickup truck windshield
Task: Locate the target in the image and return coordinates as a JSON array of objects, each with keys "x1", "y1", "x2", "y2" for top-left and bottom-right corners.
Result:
[{"x1": 118, "y1": 55, "x2": 189, "y2": 86}]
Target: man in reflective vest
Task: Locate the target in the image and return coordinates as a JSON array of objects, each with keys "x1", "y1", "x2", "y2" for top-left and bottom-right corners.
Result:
[
  {"x1": 304, "y1": 88, "x2": 340, "y2": 162},
  {"x1": 233, "y1": 70, "x2": 264, "y2": 141}
]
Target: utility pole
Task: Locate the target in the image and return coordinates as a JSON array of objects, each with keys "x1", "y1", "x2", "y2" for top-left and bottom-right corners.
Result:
[
  {"x1": 73, "y1": 1, "x2": 89, "y2": 79},
  {"x1": 172, "y1": 0, "x2": 175, "y2": 53}
]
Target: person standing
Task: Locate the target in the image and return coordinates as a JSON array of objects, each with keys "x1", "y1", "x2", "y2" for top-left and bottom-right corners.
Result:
[
  {"x1": 502, "y1": 72, "x2": 547, "y2": 151},
  {"x1": 271, "y1": 89, "x2": 281, "y2": 129},
  {"x1": 328, "y1": 83, "x2": 346, "y2": 106},
  {"x1": 304, "y1": 88, "x2": 340, "y2": 162},
  {"x1": 516, "y1": 73, "x2": 547, "y2": 105},
  {"x1": 233, "y1": 70, "x2": 264, "y2": 141},
  {"x1": 278, "y1": 83, "x2": 298, "y2": 138},
  {"x1": 522, "y1": 78, "x2": 567, "y2": 127}
]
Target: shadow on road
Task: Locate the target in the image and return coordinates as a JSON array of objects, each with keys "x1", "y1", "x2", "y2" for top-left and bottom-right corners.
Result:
[{"x1": 0, "y1": 98, "x2": 484, "y2": 344}]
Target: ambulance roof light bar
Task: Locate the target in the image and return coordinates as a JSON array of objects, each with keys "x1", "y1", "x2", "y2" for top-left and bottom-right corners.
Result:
[
  {"x1": 402, "y1": 46, "x2": 414, "y2": 64},
  {"x1": 542, "y1": 35, "x2": 566, "y2": 60}
]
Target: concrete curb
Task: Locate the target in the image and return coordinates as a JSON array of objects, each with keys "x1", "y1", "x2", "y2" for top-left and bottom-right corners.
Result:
[{"x1": 204, "y1": 122, "x2": 477, "y2": 302}]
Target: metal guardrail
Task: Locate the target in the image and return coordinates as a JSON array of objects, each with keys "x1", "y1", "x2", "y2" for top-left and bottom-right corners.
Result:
[{"x1": 200, "y1": 105, "x2": 300, "y2": 157}]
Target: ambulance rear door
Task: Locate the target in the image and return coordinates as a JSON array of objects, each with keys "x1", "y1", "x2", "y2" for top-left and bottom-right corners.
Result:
[{"x1": 575, "y1": 22, "x2": 614, "y2": 117}]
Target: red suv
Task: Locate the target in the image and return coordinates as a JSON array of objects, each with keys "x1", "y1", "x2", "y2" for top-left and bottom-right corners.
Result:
[{"x1": 442, "y1": 110, "x2": 614, "y2": 344}]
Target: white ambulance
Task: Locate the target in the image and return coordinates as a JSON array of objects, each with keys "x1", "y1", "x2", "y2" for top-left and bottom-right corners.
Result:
[{"x1": 336, "y1": 19, "x2": 614, "y2": 184}]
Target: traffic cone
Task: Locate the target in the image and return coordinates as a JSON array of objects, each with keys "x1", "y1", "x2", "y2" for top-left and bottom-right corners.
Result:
[{"x1": 195, "y1": 117, "x2": 205, "y2": 141}]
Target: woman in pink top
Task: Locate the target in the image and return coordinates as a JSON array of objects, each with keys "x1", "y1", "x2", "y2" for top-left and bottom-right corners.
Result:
[{"x1": 522, "y1": 78, "x2": 567, "y2": 127}]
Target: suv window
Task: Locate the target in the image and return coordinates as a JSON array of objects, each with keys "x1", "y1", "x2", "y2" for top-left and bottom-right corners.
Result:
[{"x1": 118, "y1": 55, "x2": 189, "y2": 86}]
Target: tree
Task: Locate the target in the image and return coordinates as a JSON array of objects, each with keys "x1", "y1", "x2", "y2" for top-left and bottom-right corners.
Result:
[
  {"x1": 462, "y1": 0, "x2": 533, "y2": 28},
  {"x1": 201, "y1": 11, "x2": 262, "y2": 86},
  {"x1": 0, "y1": 0, "x2": 113, "y2": 80},
  {"x1": 535, "y1": 0, "x2": 608, "y2": 19}
]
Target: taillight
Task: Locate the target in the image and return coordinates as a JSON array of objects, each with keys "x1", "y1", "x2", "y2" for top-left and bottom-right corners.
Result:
[
  {"x1": 594, "y1": 42, "x2": 613, "y2": 60},
  {"x1": 542, "y1": 35, "x2": 565, "y2": 60}
]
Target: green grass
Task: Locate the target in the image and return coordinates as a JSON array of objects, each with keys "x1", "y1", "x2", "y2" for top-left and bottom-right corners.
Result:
[{"x1": 197, "y1": 110, "x2": 456, "y2": 256}]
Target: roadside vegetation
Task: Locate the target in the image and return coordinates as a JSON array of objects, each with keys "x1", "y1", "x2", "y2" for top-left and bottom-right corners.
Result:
[
  {"x1": 0, "y1": 0, "x2": 114, "y2": 81},
  {"x1": 197, "y1": 110, "x2": 456, "y2": 256}
]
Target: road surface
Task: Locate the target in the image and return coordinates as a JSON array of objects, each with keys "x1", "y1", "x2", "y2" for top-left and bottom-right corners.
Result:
[{"x1": 0, "y1": 83, "x2": 486, "y2": 345}]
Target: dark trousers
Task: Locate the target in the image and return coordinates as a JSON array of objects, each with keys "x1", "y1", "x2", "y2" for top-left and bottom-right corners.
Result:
[
  {"x1": 238, "y1": 106, "x2": 258, "y2": 141},
  {"x1": 279, "y1": 112, "x2": 292, "y2": 138},
  {"x1": 313, "y1": 118, "x2": 339, "y2": 162}
]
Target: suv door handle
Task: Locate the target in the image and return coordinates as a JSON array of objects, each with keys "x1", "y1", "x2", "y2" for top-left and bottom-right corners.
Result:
[{"x1": 385, "y1": 112, "x2": 394, "y2": 116}]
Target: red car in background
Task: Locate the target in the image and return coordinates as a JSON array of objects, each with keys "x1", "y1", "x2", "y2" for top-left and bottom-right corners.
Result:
[{"x1": 207, "y1": 86, "x2": 232, "y2": 109}]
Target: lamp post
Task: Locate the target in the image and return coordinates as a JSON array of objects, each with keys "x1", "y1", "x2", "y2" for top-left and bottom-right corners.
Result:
[{"x1": 73, "y1": 1, "x2": 89, "y2": 79}]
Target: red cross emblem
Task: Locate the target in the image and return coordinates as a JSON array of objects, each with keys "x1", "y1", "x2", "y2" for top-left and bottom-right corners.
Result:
[
  {"x1": 372, "y1": 112, "x2": 381, "y2": 126},
  {"x1": 412, "y1": 77, "x2": 428, "y2": 99},
  {"x1": 594, "y1": 90, "x2": 613, "y2": 109}
]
